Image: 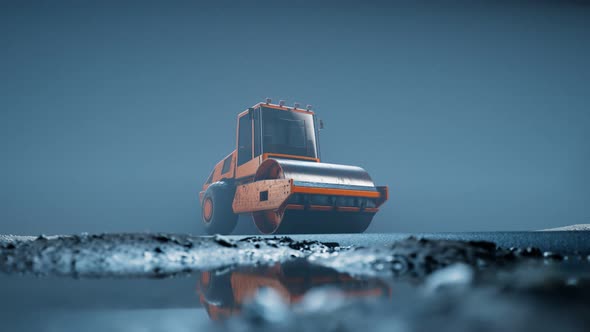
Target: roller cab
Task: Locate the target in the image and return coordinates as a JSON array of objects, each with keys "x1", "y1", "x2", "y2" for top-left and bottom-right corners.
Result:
[{"x1": 199, "y1": 99, "x2": 388, "y2": 235}]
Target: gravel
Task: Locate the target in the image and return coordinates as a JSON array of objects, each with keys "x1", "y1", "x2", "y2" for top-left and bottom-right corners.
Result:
[{"x1": 0, "y1": 233, "x2": 336, "y2": 277}]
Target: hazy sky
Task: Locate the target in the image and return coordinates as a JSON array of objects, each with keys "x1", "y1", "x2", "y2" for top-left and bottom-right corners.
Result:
[{"x1": 1, "y1": 1, "x2": 589, "y2": 235}]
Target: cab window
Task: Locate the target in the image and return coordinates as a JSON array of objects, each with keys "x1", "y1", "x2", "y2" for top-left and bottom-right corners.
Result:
[
  {"x1": 261, "y1": 107, "x2": 317, "y2": 158},
  {"x1": 221, "y1": 155, "x2": 232, "y2": 174},
  {"x1": 237, "y1": 114, "x2": 252, "y2": 166}
]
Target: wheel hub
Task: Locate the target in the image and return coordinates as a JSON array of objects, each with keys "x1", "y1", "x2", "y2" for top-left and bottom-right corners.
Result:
[{"x1": 203, "y1": 198, "x2": 213, "y2": 223}]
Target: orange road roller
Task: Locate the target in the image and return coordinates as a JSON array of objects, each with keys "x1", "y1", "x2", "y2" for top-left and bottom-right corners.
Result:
[
  {"x1": 197, "y1": 261, "x2": 392, "y2": 321},
  {"x1": 199, "y1": 99, "x2": 388, "y2": 235}
]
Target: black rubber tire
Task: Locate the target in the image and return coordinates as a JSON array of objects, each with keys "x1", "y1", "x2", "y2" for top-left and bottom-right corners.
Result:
[{"x1": 201, "y1": 181, "x2": 238, "y2": 235}]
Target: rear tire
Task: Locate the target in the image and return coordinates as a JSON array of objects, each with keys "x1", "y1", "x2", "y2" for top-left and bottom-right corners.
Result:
[{"x1": 201, "y1": 181, "x2": 238, "y2": 235}]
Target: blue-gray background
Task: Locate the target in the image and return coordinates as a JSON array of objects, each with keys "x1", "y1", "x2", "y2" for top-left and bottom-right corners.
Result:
[{"x1": 1, "y1": 1, "x2": 589, "y2": 235}]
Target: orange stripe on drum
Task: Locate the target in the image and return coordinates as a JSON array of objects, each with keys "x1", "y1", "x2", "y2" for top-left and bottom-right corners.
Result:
[{"x1": 291, "y1": 185, "x2": 381, "y2": 198}]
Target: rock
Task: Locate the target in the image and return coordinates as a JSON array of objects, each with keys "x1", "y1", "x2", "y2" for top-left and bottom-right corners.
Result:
[
  {"x1": 242, "y1": 288, "x2": 290, "y2": 325},
  {"x1": 423, "y1": 263, "x2": 474, "y2": 293},
  {"x1": 543, "y1": 251, "x2": 563, "y2": 260},
  {"x1": 295, "y1": 288, "x2": 346, "y2": 314},
  {"x1": 213, "y1": 234, "x2": 237, "y2": 248}
]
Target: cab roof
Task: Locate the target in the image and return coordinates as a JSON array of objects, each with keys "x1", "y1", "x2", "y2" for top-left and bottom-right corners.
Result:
[{"x1": 238, "y1": 102, "x2": 315, "y2": 117}]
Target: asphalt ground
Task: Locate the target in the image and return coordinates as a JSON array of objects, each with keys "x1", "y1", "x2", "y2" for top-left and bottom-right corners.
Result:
[
  {"x1": 284, "y1": 231, "x2": 590, "y2": 255},
  {"x1": 3, "y1": 230, "x2": 589, "y2": 255}
]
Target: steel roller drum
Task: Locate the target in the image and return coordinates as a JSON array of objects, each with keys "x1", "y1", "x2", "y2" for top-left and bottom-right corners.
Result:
[
  {"x1": 252, "y1": 158, "x2": 379, "y2": 234},
  {"x1": 255, "y1": 158, "x2": 377, "y2": 189}
]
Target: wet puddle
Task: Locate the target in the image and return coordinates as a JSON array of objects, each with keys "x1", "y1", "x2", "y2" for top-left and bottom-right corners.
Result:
[
  {"x1": 0, "y1": 275, "x2": 210, "y2": 331},
  {"x1": 2, "y1": 234, "x2": 590, "y2": 331},
  {"x1": 2, "y1": 258, "x2": 590, "y2": 332},
  {"x1": 196, "y1": 260, "x2": 392, "y2": 321},
  {"x1": 0, "y1": 259, "x2": 391, "y2": 331}
]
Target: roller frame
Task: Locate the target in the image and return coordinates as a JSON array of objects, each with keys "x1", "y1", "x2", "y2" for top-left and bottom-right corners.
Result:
[{"x1": 232, "y1": 178, "x2": 388, "y2": 215}]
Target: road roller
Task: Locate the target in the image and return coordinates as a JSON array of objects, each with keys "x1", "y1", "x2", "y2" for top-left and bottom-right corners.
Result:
[{"x1": 199, "y1": 99, "x2": 388, "y2": 235}]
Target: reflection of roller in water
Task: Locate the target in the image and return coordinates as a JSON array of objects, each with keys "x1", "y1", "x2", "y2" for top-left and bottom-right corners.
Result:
[{"x1": 196, "y1": 260, "x2": 392, "y2": 321}]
